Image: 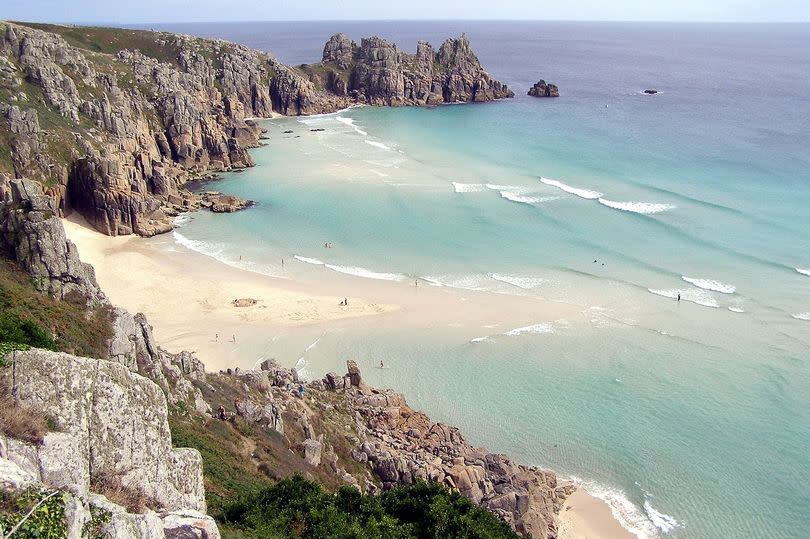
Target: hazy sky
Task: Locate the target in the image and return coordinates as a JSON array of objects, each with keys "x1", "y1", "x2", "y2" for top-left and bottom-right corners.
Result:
[{"x1": 4, "y1": 0, "x2": 809, "y2": 23}]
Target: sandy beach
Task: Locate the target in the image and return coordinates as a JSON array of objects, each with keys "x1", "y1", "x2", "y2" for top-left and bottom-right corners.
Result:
[{"x1": 558, "y1": 489, "x2": 636, "y2": 539}]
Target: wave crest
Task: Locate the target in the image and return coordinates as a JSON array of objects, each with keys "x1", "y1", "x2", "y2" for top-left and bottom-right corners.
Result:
[
  {"x1": 540, "y1": 177, "x2": 603, "y2": 199},
  {"x1": 647, "y1": 288, "x2": 719, "y2": 308},
  {"x1": 598, "y1": 198, "x2": 676, "y2": 214},
  {"x1": 681, "y1": 276, "x2": 736, "y2": 294}
]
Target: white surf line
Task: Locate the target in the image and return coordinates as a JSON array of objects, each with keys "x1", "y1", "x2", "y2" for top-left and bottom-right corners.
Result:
[
  {"x1": 540, "y1": 177, "x2": 603, "y2": 199},
  {"x1": 681, "y1": 276, "x2": 736, "y2": 294}
]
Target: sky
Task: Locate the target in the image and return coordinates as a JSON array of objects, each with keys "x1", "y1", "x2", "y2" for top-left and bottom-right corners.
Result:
[{"x1": 3, "y1": 0, "x2": 809, "y2": 23}]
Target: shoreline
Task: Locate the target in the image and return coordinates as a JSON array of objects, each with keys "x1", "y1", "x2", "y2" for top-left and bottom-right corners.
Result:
[{"x1": 62, "y1": 214, "x2": 638, "y2": 539}]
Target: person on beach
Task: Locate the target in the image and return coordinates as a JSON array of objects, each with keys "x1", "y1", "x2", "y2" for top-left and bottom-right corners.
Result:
[
  {"x1": 677, "y1": 293, "x2": 681, "y2": 302},
  {"x1": 232, "y1": 334, "x2": 236, "y2": 343},
  {"x1": 344, "y1": 297, "x2": 348, "y2": 306},
  {"x1": 281, "y1": 258, "x2": 284, "y2": 268},
  {"x1": 215, "y1": 333, "x2": 219, "y2": 342},
  {"x1": 380, "y1": 360, "x2": 384, "y2": 369}
]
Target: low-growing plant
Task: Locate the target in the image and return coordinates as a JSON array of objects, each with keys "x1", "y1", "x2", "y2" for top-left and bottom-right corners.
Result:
[
  {"x1": 0, "y1": 381, "x2": 50, "y2": 445},
  {"x1": 0, "y1": 488, "x2": 66, "y2": 539}
]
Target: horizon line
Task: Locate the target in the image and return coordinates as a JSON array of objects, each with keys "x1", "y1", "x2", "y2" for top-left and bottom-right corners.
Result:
[{"x1": 8, "y1": 18, "x2": 810, "y2": 25}]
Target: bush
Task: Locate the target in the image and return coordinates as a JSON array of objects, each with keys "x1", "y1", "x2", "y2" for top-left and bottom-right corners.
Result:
[
  {"x1": 220, "y1": 475, "x2": 520, "y2": 539},
  {"x1": 0, "y1": 260, "x2": 113, "y2": 358},
  {"x1": 0, "y1": 312, "x2": 55, "y2": 350}
]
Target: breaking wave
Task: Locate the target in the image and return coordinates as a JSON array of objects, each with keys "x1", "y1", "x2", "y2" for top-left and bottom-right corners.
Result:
[
  {"x1": 500, "y1": 191, "x2": 559, "y2": 205},
  {"x1": 335, "y1": 116, "x2": 368, "y2": 136},
  {"x1": 681, "y1": 276, "x2": 736, "y2": 294},
  {"x1": 324, "y1": 264, "x2": 407, "y2": 282},
  {"x1": 796, "y1": 268, "x2": 810, "y2": 277},
  {"x1": 294, "y1": 255, "x2": 325, "y2": 266},
  {"x1": 647, "y1": 288, "x2": 719, "y2": 308},
  {"x1": 598, "y1": 198, "x2": 676, "y2": 214},
  {"x1": 571, "y1": 477, "x2": 681, "y2": 539},
  {"x1": 364, "y1": 140, "x2": 392, "y2": 150},
  {"x1": 540, "y1": 177, "x2": 603, "y2": 199},
  {"x1": 728, "y1": 306, "x2": 745, "y2": 313},
  {"x1": 490, "y1": 273, "x2": 546, "y2": 290},
  {"x1": 792, "y1": 312, "x2": 810, "y2": 321}
]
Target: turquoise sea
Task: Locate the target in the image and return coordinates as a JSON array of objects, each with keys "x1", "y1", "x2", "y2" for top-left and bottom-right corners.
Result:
[{"x1": 145, "y1": 21, "x2": 810, "y2": 538}]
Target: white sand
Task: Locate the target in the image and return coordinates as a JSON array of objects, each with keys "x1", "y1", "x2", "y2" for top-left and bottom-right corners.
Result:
[
  {"x1": 63, "y1": 216, "x2": 397, "y2": 370},
  {"x1": 558, "y1": 489, "x2": 637, "y2": 539}
]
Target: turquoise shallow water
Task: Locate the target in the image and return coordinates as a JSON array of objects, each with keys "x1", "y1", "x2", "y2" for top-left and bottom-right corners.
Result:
[{"x1": 154, "y1": 21, "x2": 810, "y2": 538}]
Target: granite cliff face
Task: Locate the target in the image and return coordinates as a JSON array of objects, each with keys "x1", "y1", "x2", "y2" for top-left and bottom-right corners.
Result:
[{"x1": 0, "y1": 23, "x2": 513, "y2": 238}]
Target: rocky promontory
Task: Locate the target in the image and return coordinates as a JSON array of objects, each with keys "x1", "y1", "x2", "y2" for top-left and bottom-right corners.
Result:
[
  {"x1": 528, "y1": 80, "x2": 559, "y2": 98},
  {"x1": 0, "y1": 22, "x2": 512, "y2": 239}
]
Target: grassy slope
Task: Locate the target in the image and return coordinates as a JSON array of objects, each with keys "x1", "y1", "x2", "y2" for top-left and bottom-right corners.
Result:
[{"x1": 0, "y1": 259, "x2": 113, "y2": 358}]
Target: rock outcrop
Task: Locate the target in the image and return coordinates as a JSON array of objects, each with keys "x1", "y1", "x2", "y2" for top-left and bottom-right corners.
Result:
[
  {"x1": 0, "y1": 177, "x2": 105, "y2": 303},
  {"x1": 1, "y1": 348, "x2": 216, "y2": 539},
  {"x1": 528, "y1": 80, "x2": 559, "y2": 98},
  {"x1": 316, "y1": 33, "x2": 513, "y2": 106},
  {"x1": 9, "y1": 349, "x2": 206, "y2": 512},
  {"x1": 230, "y1": 361, "x2": 572, "y2": 538}
]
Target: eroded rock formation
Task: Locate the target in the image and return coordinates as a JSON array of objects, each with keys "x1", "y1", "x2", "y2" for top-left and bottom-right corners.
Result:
[{"x1": 528, "y1": 80, "x2": 560, "y2": 98}]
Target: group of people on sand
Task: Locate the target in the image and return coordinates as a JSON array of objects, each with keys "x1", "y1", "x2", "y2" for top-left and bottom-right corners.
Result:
[
  {"x1": 324, "y1": 242, "x2": 334, "y2": 248},
  {"x1": 339, "y1": 297, "x2": 348, "y2": 306},
  {"x1": 215, "y1": 333, "x2": 237, "y2": 343}
]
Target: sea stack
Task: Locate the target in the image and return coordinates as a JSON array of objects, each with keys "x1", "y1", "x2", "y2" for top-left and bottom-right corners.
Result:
[{"x1": 528, "y1": 80, "x2": 560, "y2": 97}]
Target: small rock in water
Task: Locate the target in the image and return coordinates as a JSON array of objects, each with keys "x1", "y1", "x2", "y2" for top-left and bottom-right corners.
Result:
[{"x1": 643, "y1": 89, "x2": 659, "y2": 95}]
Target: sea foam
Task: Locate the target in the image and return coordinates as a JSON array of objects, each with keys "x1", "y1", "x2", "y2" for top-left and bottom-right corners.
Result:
[
  {"x1": 540, "y1": 177, "x2": 603, "y2": 199},
  {"x1": 364, "y1": 140, "x2": 392, "y2": 150},
  {"x1": 294, "y1": 255, "x2": 325, "y2": 265},
  {"x1": 504, "y1": 323, "x2": 555, "y2": 336},
  {"x1": 647, "y1": 288, "x2": 719, "y2": 308},
  {"x1": 571, "y1": 477, "x2": 680, "y2": 539},
  {"x1": 796, "y1": 268, "x2": 810, "y2": 277},
  {"x1": 325, "y1": 264, "x2": 407, "y2": 282},
  {"x1": 598, "y1": 198, "x2": 676, "y2": 214},
  {"x1": 681, "y1": 276, "x2": 736, "y2": 294},
  {"x1": 452, "y1": 182, "x2": 487, "y2": 193},
  {"x1": 499, "y1": 191, "x2": 558, "y2": 205},
  {"x1": 490, "y1": 273, "x2": 546, "y2": 290},
  {"x1": 335, "y1": 116, "x2": 368, "y2": 136},
  {"x1": 792, "y1": 313, "x2": 810, "y2": 321}
]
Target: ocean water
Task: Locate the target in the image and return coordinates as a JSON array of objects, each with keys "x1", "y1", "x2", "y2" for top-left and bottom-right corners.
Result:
[{"x1": 142, "y1": 21, "x2": 810, "y2": 538}]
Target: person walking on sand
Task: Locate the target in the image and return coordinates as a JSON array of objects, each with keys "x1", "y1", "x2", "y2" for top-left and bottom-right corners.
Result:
[
  {"x1": 677, "y1": 293, "x2": 681, "y2": 302},
  {"x1": 380, "y1": 360, "x2": 384, "y2": 369},
  {"x1": 232, "y1": 334, "x2": 237, "y2": 343},
  {"x1": 344, "y1": 297, "x2": 348, "y2": 306}
]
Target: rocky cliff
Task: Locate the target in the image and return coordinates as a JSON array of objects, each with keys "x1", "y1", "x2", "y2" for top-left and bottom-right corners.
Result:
[{"x1": 0, "y1": 22, "x2": 512, "y2": 238}]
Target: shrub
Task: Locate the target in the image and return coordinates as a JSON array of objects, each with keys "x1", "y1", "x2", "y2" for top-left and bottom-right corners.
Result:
[
  {"x1": 0, "y1": 313, "x2": 55, "y2": 350},
  {"x1": 220, "y1": 475, "x2": 520, "y2": 539}
]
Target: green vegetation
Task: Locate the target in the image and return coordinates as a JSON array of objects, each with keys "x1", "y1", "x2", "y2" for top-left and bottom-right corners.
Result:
[
  {"x1": 0, "y1": 488, "x2": 66, "y2": 539},
  {"x1": 15, "y1": 22, "x2": 186, "y2": 66},
  {"x1": 220, "y1": 475, "x2": 520, "y2": 539},
  {"x1": 0, "y1": 259, "x2": 113, "y2": 358},
  {"x1": 169, "y1": 415, "x2": 273, "y2": 517}
]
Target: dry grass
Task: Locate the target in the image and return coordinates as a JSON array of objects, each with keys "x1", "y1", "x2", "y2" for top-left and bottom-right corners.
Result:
[
  {"x1": 90, "y1": 471, "x2": 155, "y2": 514},
  {"x1": 0, "y1": 380, "x2": 49, "y2": 445}
]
